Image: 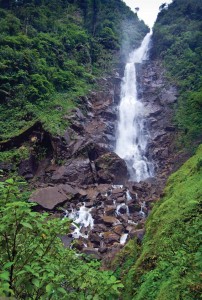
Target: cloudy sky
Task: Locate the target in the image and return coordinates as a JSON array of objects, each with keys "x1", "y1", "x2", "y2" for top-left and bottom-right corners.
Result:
[{"x1": 123, "y1": 0, "x2": 173, "y2": 28}]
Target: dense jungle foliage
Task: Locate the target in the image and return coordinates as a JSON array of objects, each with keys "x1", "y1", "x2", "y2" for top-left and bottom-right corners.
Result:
[
  {"x1": 115, "y1": 144, "x2": 202, "y2": 299},
  {"x1": 0, "y1": 178, "x2": 123, "y2": 299},
  {"x1": 152, "y1": 0, "x2": 202, "y2": 145},
  {"x1": 0, "y1": 0, "x2": 148, "y2": 141}
]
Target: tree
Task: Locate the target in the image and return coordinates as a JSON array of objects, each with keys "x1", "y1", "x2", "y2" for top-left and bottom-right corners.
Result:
[{"x1": 0, "y1": 178, "x2": 123, "y2": 299}]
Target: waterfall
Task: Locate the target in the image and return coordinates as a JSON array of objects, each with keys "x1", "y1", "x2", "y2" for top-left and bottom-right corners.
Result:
[
  {"x1": 115, "y1": 33, "x2": 154, "y2": 182},
  {"x1": 63, "y1": 204, "x2": 94, "y2": 239}
]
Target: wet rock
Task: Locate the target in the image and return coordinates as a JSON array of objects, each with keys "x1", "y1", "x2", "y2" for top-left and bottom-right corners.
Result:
[
  {"x1": 93, "y1": 224, "x2": 108, "y2": 233},
  {"x1": 95, "y1": 152, "x2": 128, "y2": 184},
  {"x1": 103, "y1": 232, "x2": 120, "y2": 244},
  {"x1": 60, "y1": 184, "x2": 79, "y2": 198},
  {"x1": 116, "y1": 197, "x2": 126, "y2": 203},
  {"x1": 70, "y1": 121, "x2": 85, "y2": 135},
  {"x1": 98, "y1": 247, "x2": 108, "y2": 254},
  {"x1": 85, "y1": 188, "x2": 99, "y2": 200},
  {"x1": 19, "y1": 155, "x2": 38, "y2": 180},
  {"x1": 105, "y1": 205, "x2": 116, "y2": 216},
  {"x1": 111, "y1": 188, "x2": 124, "y2": 195},
  {"x1": 30, "y1": 186, "x2": 68, "y2": 210},
  {"x1": 51, "y1": 159, "x2": 94, "y2": 185},
  {"x1": 104, "y1": 199, "x2": 114, "y2": 205},
  {"x1": 160, "y1": 87, "x2": 177, "y2": 104},
  {"x1": 102, "y1": 216, "x2": 120, "y2": 226},
  {"x1": 113, "y1": 224, "x2": 125, "y2": 236},
  {"x1": 145, "y1": 104, "x2": 162, "y2": 117},
  {"x1": 126, "y1": 225, "x2": 136, "y2": 233},
  {"x1": 131, "y1": 182, "x2": 144, "y2": 192},
  {"x1": 88, "y1": 233, "x2": 101, "y2": 245},
  {"x1": 59, "y1": 235, "x2": 73, "y2": 248},
  {"x1": 82, "y1": 248, "x2": 101, "y2": 259},
  {"x1": 63, "y1": 130, "x2": 70, "y2": 145},
  {"x1": 70, "y1": 138, "x2": 87, "y2": 156},
  {"x1": 118, "y1": 214, "x2": 128, "y2": 225},
  {"x1": 73, "y1": 239, "x2": 85, "y2": 251},
  {"x1": 118, "y1": 205, "x2": 128, "y2": 215},
  {"x1": 128, "y1": 202, "x2": 141, "y2": 213},
  {"x1": 85, "y1": 201, "x2": 94, "y2": 208},
  {"x1": 129, "y1": 229, "x2": 145, "y2": 241}
]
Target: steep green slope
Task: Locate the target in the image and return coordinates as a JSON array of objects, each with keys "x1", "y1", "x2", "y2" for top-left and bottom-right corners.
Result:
[
  {"x1": 0, "y1": 0, "x2": 148, "y2": 141},
  {"x1": 151, "y1": 0, "x2": 202, "y2": 144},
  {"x1": 118, "y1": 145, "x2": 202, "y2": 299}
]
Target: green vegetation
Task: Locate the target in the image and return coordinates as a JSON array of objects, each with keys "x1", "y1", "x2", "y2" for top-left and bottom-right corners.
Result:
[
  {"x1": 0, "y1": 0, "x2": 148, "y2": 140},
  {"x1": 0, "y1": 178, "x2": 123, "y2": 299},
  {"x1": 0, "y1": 146, "x2": 30, "y2": 164},
  {"x1": 117, "y1": 144, "x2": 202, "y2": 299},
  {"x1": 152, "y1": 0, "x2": 202, "y2": 144}
]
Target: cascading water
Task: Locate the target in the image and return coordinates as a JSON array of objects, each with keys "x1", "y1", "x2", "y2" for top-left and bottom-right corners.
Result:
[
  {"x1": 63, "y1": 204, "x2": 94, "y2": 239},
  {"x1": 115, "y1": 33, "x2": 154, "y2": 182}
]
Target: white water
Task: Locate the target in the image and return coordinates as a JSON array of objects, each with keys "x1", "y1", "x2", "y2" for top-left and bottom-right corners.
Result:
[
  {"x1": 120, "y1": 233, "x2": 128, "y2": 245},
  {"x1": 126, "y1": 189, "x2": 132, "y2": 201},
  {"x1": 139, "y1": 201, "x2": 146, "y2": 218},
  {"x1": 115, "y1": 33, "x2": 154, "y2": 182},
  {"x1": 116, "y1": 203, "x2": 129, "y2": 216},
  {"x1": 64, "y1": 204, "x2": 94, "y2": 239}
]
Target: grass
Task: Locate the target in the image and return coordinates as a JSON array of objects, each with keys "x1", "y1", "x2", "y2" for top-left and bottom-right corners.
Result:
[{"x1": 118, "y1": 144, "x2": 202, "y2": 300}]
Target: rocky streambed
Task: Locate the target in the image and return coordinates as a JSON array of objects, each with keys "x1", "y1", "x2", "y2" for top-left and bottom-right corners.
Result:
[{"x1": 7, "y1": 59, "x2": 181, "y2": 259}]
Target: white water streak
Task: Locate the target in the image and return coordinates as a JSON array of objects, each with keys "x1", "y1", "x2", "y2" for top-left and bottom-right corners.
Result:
[
  {"x1": 66, "y1": 204, "x2": 94, "y2": 239},
  {"x1": 115, "y1": 33, "x2": 154, "y2": 182}
]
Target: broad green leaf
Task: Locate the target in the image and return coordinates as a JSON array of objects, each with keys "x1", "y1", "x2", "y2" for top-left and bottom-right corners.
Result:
[
  {"x1": 32, "y1": 278, "x2": 40, "y2": 288},
  {"x1": 3, "y1": 261, "x2": 14, "y2": 269},
  {"x1": 5, "y1": 178, "x2": 14, "y2": 184},
  {"x1": 46, "y1": 283, "x2": 54, "y2": 294},
  {"x1": 20, "y1": 222, "x2": 33, "y2": 229},
  {"x1": 0, "y1": 271, "x2": 9, "y2": 280}
]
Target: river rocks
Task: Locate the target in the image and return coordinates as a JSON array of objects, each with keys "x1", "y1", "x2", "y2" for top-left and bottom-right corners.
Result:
[
  {"x1": 105, "y1": 205, "x2": 116, "y2": 216},
  {"x1": 113, "y1": 224, "x2": 125, "y2": 235},
  {"x1": 103, "y1": 232, "x2": 120, "y2": 244},
  {"x1": 102, "y1": 216, "x2": 120, "y2": 226},
  {"x1": 29, "y1": 178, "x2": 148, "y2": 257}
]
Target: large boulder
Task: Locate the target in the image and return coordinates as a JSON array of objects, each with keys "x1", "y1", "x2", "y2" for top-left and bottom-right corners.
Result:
[
  {"x1": 103, "y1": 232, "x2": 120, "y2": 244},
  {"x1": 95, "y1": 152, "x2": 128, "y2": 184},
  {"x1": 29, "y1": 184, "x2": 78, "y2": 210},
  {"x1": 51, "y1": 158, "x2": 94, "y2": 185}
]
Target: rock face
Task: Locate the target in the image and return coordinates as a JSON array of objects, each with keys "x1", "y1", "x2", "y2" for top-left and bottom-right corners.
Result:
[
  {"x1": 136, "y1": 60, "x2": 181, "y2": 188},
  {"x1": 95, "y1": 152, "x2": 128, "y2": 184},
  {"x1": 51, "y1": 159, "x2": 94, "y2": 185}
]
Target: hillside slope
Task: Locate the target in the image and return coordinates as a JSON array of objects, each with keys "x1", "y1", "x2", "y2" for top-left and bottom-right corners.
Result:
[
  {"x1": 0, "y1": 0, "x2": 148, "y2": 141},
  {"x1": 116, "y1": 144, "x2": 202, "y2": 299},
  {"x1": 151, "y1": 0, "x2": 202, "y2": 145}
]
